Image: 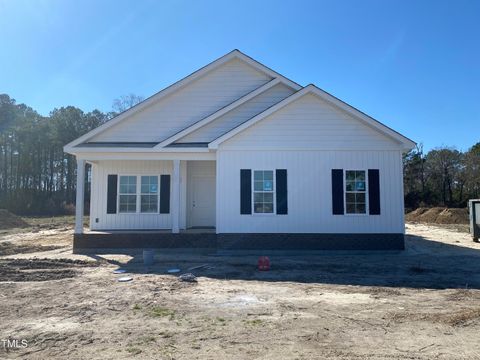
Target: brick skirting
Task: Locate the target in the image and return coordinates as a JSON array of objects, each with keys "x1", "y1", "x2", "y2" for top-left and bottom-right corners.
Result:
[
  {"x1": 218, "y1": 233, "x2": 404, "y2": 250},
  {"x1": 73, "y1": 232, "x2": 404, "y2": 252}
]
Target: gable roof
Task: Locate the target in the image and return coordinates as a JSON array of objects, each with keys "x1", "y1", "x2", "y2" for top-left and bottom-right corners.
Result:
[
  {"x1": 64, "y1": 49, "x2": 301, "y2": 153},
  {"x1": 208, "y1": 84, "x2": 416, "y2": 151},
  {"x1": 64, "y1": 50, "x2": 415, "y2": 155},
  {"x1": 154, "y1": 78, "x2": 298, "y2": 148}
]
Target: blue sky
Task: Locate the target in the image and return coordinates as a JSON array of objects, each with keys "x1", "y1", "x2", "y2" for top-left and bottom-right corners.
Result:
[{"x1": 1, "y1": 0, "x2": 479, "y2": 151}]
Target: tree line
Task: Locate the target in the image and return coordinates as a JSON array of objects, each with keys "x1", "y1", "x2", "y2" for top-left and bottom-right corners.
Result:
[
  {"x1": 0, "y1": 92, "x2": 478, "y2": 215},
  {"x1": 403, "y1": 143, "x2": 480, "y2": 210},
  {"x1": 0, "y1": 93, "x2": 143, "y2": 215}
]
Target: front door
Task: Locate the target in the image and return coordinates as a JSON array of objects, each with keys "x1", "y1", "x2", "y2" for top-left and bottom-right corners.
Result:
[{"x1": 190, "y1": 175, "x2": 216, "y2": 227}]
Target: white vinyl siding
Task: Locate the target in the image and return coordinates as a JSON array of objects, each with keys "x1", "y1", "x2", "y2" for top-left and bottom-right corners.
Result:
[
  {"x1": 178, "y1": 83, "x2": 295, "y2": 143},
  {"x1": 90, "y1": 160, "x2": 182, "y2": 230},
  {"x1": 221, "y1": 94, "x2": 403, "y2": 151},
  {"x1": 90, "y1": 59, "x2": 271, "y2": 143},
  {"x1": 216, "y1": 150, "x2": 404, "y2": 234}
]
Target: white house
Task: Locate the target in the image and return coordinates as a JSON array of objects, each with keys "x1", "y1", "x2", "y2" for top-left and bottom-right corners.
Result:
[{"x1": 64, "y1": 50, "x2": 415, "y2": 251}]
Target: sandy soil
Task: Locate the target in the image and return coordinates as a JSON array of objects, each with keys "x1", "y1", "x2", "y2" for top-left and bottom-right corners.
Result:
[{"x1": 1, "y1": 219, "x2": 480, "y2": 359}]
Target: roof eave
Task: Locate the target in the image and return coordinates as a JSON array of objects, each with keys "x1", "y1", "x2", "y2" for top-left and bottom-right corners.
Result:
[
  {"x1": 209, "y1": 85, "x2": 416, "y2": 149},
  {"x1": 64, "y1": 49, "x2": 302, "y2": 150}
]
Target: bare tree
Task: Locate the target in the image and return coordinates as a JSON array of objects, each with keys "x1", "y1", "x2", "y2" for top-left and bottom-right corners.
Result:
[
  {"x1": 425, "y1": 147, "x2": 463, "y2": 206},
  {"x1": 465, "y1": 142, "x2": 480, "y2": 198},
  {"x1": 112, "y1": 94, "x2": 145, "y2": 114}
]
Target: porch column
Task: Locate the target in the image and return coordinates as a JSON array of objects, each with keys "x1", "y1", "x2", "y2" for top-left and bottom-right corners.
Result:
[
  {"x1": 172, "y1": 159, "x2": 180, "y2": 233},
  {"x1": 75, "y1": 159, "x2": 86, "y2": 234}
]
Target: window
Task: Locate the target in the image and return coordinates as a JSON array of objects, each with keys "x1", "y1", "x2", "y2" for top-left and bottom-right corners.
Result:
[
  {"x1": 253, "y1": 170, "x2": 274, "y2": 213},
  {"x1": 345, "y1": 170, "x2": 367, "y2": 214},
  {"x1": 140, "y1": 176, "x2": 158, "y2": 213},
  {"x1": 118, "y1": 175, "x2": 160, "y2": 213},
  {"x1": 119, "y1": 176, "x2": 137, "y2": 213}
]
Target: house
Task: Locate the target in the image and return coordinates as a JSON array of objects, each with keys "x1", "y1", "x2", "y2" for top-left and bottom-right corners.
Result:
[{"x1": 64, "y1": 50, "x2": 415, "y2": 251}]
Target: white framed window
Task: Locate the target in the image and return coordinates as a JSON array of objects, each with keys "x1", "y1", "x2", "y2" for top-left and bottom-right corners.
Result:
[
  {"x1": 118, "y1": 175, "x2": 160, "y2": 214},
  {"x1": 253, "y1": 170, "x2": 275, "y2": 214},
  {"x1": 119, "y1": 176, "x2": 137, "y2": 213},
  {"x1": 345, "y1": 170, "x2": 367, "y2": 214},
  {"x1": 140, "y1": 176, "x2": 159, "y2": 213}
]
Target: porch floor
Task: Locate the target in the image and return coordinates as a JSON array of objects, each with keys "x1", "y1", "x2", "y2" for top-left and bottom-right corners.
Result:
[{"x1": 84, "y1": 228, "x2": 216, "y2": 235}]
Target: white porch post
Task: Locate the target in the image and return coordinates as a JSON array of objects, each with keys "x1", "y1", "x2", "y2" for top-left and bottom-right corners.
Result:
[
  {"x1": 75, "y1": 159, "x2": 86, "y2": 234},
  {"x1": 172, "y1": 159, "x2": 180, "y2": 233}
]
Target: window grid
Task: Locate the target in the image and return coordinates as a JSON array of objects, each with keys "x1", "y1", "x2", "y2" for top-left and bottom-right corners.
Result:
[
  {"x1": 345, "y1": 170, "x2": 367, "y2": 214},
  {"x1": 140, "y1": 176, "x2": 159, "y2": 213},
  {"x1": 253, "y1": 170, "x2": 275, "y2": 214},
  {"x1": 117, "y1": 175, "x2": 161, "y2": 214},
  {"x1": 119, "y1": 176, "x2": 137, "y2": 213}
]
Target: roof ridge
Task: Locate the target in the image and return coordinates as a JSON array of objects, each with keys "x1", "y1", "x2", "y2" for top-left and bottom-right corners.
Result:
[
  {"x1": 208, "y1": 86, "x2": 415, "y2": 150},
  {"x1": 65, "y1": 49, "x2": 302, "y2": 153},
  {"x1": 154, "y1": 78, "x2": 294, "y2": 148},
  {"x1": 208, "y1": 87, "x2": 305, "y2": 145}
]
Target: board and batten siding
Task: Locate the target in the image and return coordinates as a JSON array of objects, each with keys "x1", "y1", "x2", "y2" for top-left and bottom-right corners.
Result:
[
  {"x1": 178, "y1": 83, "x2": 295, "y2": 143},
  {"x1": 90, "y1": 160, "x2": 187, "y2": 230},
  {"x1": 90, "y1": 59, "x2": 271, "y2": 143},
  {"x1": 220, "y1": 93, "x2": 404, "y2": 151},
  {"x1": 216, "y1": 150, "x2": 404, "y2": 234}
]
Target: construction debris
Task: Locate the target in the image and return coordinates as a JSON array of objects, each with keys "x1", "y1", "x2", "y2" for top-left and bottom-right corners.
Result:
[{"x1": 179, "y1": 273, "x2": 197, "y2": 282}]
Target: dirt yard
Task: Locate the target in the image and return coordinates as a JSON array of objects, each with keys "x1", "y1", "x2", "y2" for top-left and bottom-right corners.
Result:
[{"x1": 1, "y1": 217, "x2": 480, "y2": 359}]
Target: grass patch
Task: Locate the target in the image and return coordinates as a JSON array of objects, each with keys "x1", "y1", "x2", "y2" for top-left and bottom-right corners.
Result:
[
  {"x1": 139, "y1": 335, "x2": 156, "y2": 344},
  {"x1": 150, "y1": 307, "x2": 175, "y2": 319},
  {"x1": 244, "y1": 319, "x2": 264, "y2": 326},
  {"x1": 126, "y1": 347, "x2": 142, "y2": 355},
  {"x1": 132, "y1": 304, "x2": 141, "y2": 310}
]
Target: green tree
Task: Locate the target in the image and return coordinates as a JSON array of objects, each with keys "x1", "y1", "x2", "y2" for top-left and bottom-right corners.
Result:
[{"x1": 0, "y1": 94, "x2": 107, "y2": 215}]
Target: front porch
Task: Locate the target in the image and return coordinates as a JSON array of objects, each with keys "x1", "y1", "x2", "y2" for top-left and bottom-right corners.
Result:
[{"x1": 74, "y1": 156, "x2": 217, "y2": 237}]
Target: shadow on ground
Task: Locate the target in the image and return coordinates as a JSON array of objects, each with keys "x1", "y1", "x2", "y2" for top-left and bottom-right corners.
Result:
[{"x1": 85, "y1": 232, "x2": 480, "y2": 290}]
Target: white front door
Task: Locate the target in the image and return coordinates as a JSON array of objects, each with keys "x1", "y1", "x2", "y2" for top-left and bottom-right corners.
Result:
[{"x1": 190, "y1": 175, "x2": 216, "y2": 227}]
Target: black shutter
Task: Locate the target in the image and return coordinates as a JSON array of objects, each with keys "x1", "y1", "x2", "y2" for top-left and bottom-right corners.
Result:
[
  {"x1": 160, "y1": 175, "x2": 171, "y2": 214},
  {"x1": 332, "y1": 169, "x2": 344, "y2": 215},
  {"x1": 240, "y1": 169, "x2": 252, "y2": 214},
  {"x1": 276, "y1": 169, "x2": 288, "y2": 215},
  {"x1": 107, "y1": 175, "x2": 118, "y2": 214},
  {"x1": 368, "y1": 169, "x2": 380, "y2": 215}
]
